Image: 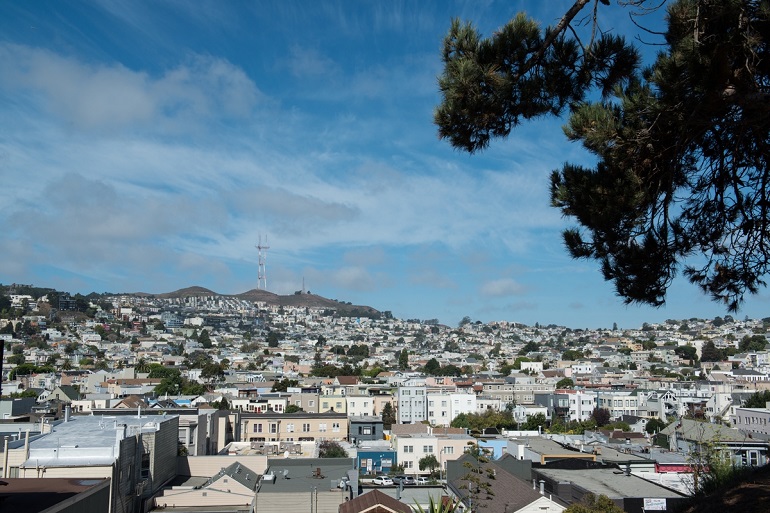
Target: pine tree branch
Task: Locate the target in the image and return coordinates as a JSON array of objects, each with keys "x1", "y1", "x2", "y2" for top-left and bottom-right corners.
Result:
[{"x1": 514, "y1": 0, "x2": 592, "y2": 81}]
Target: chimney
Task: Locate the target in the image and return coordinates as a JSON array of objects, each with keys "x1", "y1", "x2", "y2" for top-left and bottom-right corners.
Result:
[
  {"x1": 539, "y1": 480, "x2": 545, "y2": 495},
  {"x1": 64, "y1": 405, "x2": 70, "y2": 423},
  {"x1": 116, "y1": 424, "x2": 127, "y2": 443}
]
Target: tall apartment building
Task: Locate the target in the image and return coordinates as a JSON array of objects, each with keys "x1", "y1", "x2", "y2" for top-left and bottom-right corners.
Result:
[
  {"x1": 397, "y1": 385, "x2": 427, "y2": 424},
  {"x1": 426, "y1": 392, "x2": 476, "y2": 427}
]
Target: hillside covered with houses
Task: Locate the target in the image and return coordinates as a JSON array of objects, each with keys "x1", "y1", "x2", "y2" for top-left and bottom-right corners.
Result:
[{"x1": 2, "y1": 284, "x2": 770, "y2": 513}]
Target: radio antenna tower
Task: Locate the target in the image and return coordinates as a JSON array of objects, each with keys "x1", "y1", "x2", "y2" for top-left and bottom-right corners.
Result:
[{"x1": 256, "y1": 235, "x2": 270, "y2": 290}]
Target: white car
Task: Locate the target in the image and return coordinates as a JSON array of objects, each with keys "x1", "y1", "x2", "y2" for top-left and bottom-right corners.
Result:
[
  {"x1": 372, "y1": 476, "x2": 394, "y2": 486},
  {"x1": 416, "y1": 477, "x2": 429, "y2": 485}
]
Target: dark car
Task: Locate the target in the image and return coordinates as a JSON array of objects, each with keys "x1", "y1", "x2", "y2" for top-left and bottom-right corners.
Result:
[{"x1": 392, "y1": 475, "x2": 416, "y2": 486}]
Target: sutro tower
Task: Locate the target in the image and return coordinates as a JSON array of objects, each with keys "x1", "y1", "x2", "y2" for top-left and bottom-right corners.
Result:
[{"x1": 256, "y1": 234, "x2": 270, "y2": 290}]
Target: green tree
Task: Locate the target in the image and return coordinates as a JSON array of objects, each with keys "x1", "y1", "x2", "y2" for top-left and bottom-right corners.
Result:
[
  {"x1": 565, "y1": 493, "x2": 625, "y2": 513},
  {"x1": 512, "y1": 357, "x2": 530, "y2": 370},
  {"x1": 521, "y1": 413, "x2": 546, "y2": 431},
  {"x1": 200, "y1": 362, "x2": 225, "y2": 384},
  {"x1": 419, "y1": 454, "x2": 440, "y2": 476},
  {"x1": 381, "y1": 402, "x2": 396, "y2": 429},
  {"x1": 285, "y1": 404, "x2": 303, "y2": 413},
  {"x1": 555, "y1": 377, "x2": 574, "y2": 389},
  {"x1": 7, "y1": 353, "x2": 25, "y2": 365},
  {"x1": 318, "y1": 440, "x2": 347, "y2": 458},
  {"x1": 147, "y1": 364, "x2": 180, "y2": 380},
  {"x1": 435, "y1": 0, "x2": 770, "y2": 312},
  {"x1": 198, "y1": 328, "x2": 212, "y2": 349},
  {"x1": 266, "y1": 331, "x2": 280, "y2": 348},
  {"x1": 398, "y1": 349, "x2": 409, "y2": 371},
  {"x1": 674, "y1": 345, "x2": 698, "y2": 361},
  {"x1": 701, "y1": 341, "x2": 723, "y2": 362},
  {"x1": 561, "y1": 349, "x2": 583, "y2": 361},
  {"x1": 645, "y1": 418, "x2": 668, "y2": 435},
  {"x1": 743, "y1": 390, "x2": 770, "y2": 408},
  {"x1": 424, "y1": 358, "x2": 442, "y2": 375},
  {"x1": 739, "y1": 334, "x2": 768, "y2": 352},
  {"x1": 271, "y1": 378, "x2": 299, "y2": 392}
]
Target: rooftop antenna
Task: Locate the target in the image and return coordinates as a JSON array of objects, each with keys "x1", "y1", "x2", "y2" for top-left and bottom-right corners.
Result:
[{"x1": 256, "y1": 234, "x2": 270, "y2": 290}]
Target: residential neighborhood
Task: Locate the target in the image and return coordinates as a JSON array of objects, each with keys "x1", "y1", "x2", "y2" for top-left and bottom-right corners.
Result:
[{"x1": 1, "y1": 284, "x2": 769, "y2": 512}]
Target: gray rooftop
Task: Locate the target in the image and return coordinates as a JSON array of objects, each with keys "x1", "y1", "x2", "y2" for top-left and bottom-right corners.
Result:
[
  {"x1": 259, "y1": 457, "x2": 354, "y2": 493},
  {"x1": 22, "y1": 414, "x2": 176, "y2": 468},
  {"x1": 535, "y1": 467, "x2": 686, "y2": 499}
]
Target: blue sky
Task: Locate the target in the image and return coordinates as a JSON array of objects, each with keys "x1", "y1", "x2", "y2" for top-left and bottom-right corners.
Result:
[{"x1": 1, "y1": 1, "x2": 768, "y2": 329}]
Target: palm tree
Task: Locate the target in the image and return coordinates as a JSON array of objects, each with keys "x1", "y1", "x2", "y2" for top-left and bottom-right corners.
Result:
[
  {"x1": 136, "y1": 357, "x2": 150, "y2": 374},
  {"x1": 412, "y1": 497, "x2": 460, "y2": 513}
]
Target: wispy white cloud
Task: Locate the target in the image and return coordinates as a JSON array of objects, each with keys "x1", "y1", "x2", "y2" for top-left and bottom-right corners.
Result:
[
  {"x1": 287, "y1": 45, "x2": 339, "y2": 78},
  {"x1": 480, "y1": 278, "x2": 527, "y2": 298},
  {"x1": 0, "y1": 44, "x2": 264, "y2": 132}
]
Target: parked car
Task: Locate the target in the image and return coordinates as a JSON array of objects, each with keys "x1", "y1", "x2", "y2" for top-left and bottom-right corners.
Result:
[
  {"x1": 416, "y1": 477, "x2": 429, "y2": 485},
  {"x1": 392, "y1": 475, "x2": 416, "y2": 486},
  {"x1": 372, "y1": 476, "x2": 394, "y2": 486}
]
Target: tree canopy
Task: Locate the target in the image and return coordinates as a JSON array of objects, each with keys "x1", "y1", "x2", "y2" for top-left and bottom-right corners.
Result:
[
  {"x1": 435, "y1": 0, "x2": 770, "y2": 312},
  {"x1": 743, "y1": 390, "x2": 770, "y2": 408},
  {"x1": 318, "y1": 440, "x2": 348, "y2": 458}
]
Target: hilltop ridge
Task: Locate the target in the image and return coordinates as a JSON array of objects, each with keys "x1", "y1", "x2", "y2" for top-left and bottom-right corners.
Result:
[{"x1": 129, "y1": 286, "x2": 380, "y2": 317}]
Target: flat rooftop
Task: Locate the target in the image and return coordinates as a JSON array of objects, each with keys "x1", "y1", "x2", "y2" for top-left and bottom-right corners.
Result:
[
  {"x1": 22, "y1": 414, "x2": 176, "y2": 467},
  {"x1": 0, "y1": 477, "x2": 109, "y2": 512},
  {"x1": 535, "y1": 467, "x2": 686, "y2": 499}
]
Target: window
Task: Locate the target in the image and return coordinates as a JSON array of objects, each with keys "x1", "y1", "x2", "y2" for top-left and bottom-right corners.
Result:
[
  {"x1": 286, "y1": 423, "x2": 294, "y2": 433},
  {"x1": 404, "y1": 445, "x2": 414, "y2": 453},
  {"x1": 441, "y1": 401, "x2": 447, "y2": 407},
  {"x1": 404, "y1": 461, "x2": 413, "y2": 469},
  {"x1": 333, "y1": 422, "x2": 340, "y2": 432},
  {"x1": 319, "y1": 423, "x2": 327, "y2": 432},
  {"x1": 309, "y1": 400, "x2": 315, "y2": 407},
  {"x1": 254, "y1": 424, "x2": 263, "y2": 433},
  {"x1": 423, "y1": 446, "x2": 433, "y2": 453},
  {"x1": 429, "y1": 401, "x2": 435, "y2": 407},
  {"x1": 444, "y1": 447, "x2": 454, "y2": 454},
  {"x1": 362, "y1": 426, "x2": 372, "y2": 435},
  {"x1": 322, "y1": 402, "x2": 329, "y2": 409},
  {"x1": 336, "y1": 402, "x2": 343, "y2": 410},
  {"x1": 270, "y1": 423, "x2": 277, "y2": 433},
  {"x1": 303, "y1": 423, "x2": 311, "y2": 432},
  {"x1": 140, "y1": 452, "x2": 150, "y2": 479},
  {"x1": 350, "y1": 401, "x2": 356, "y2": 407}
]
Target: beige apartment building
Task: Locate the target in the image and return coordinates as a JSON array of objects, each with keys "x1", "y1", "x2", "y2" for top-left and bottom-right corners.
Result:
[{"x1": 239, "y1": 411, "x2": 349, "y2": 443}]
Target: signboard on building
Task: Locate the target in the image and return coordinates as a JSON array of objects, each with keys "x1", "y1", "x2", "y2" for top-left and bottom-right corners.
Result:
[{"x1": 643, "y1": 498, "x2": 667, "y2": 511}]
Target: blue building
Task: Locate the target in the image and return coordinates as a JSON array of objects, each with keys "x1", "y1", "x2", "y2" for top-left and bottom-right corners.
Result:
[{"x1": 357, "y1": 447, "x2": 397, "y2": 476}]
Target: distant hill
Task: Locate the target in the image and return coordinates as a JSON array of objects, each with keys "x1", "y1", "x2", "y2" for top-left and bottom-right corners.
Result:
[{"x1": 133, "y1": 286, "x2": 381, "y2": 317}]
